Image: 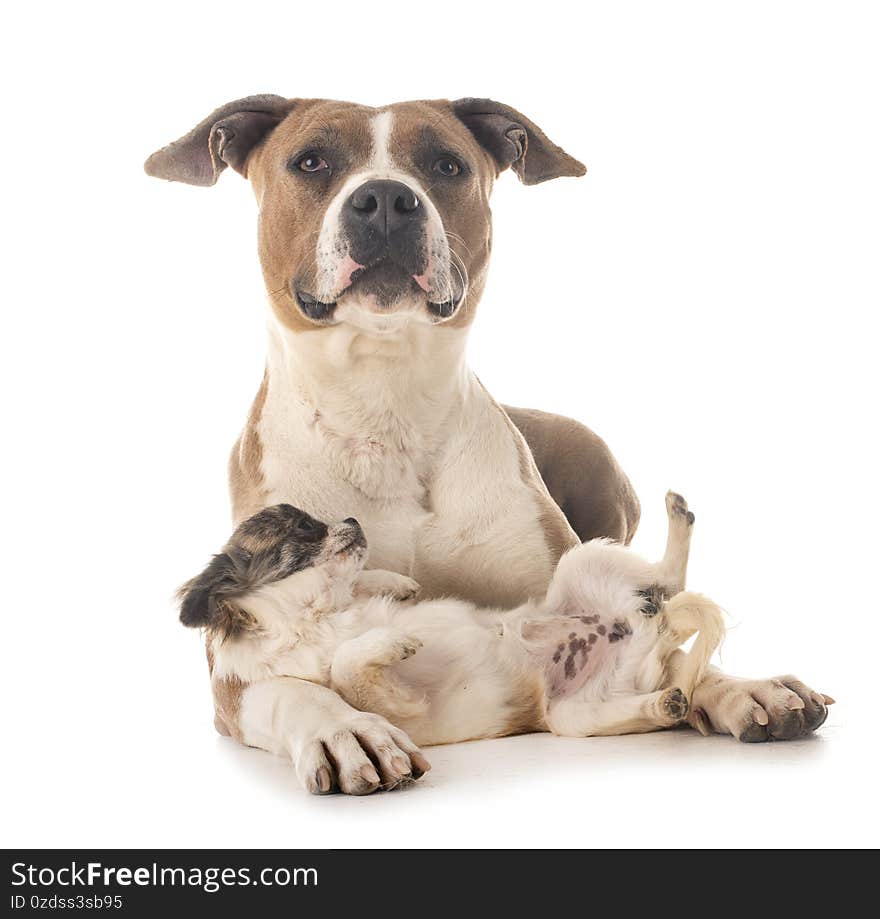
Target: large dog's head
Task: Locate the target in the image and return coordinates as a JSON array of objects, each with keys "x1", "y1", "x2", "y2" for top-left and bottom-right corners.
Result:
[{"x1": 146, "y1": 97, "x2": 584, "y2": 332}]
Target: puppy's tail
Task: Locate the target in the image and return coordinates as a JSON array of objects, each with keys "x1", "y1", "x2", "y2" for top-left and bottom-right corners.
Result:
[{"x1": 661, "y1": 591, "x2": 725, "y2": 698}]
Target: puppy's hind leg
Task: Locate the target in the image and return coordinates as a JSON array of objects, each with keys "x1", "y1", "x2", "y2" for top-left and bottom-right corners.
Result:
[
  {"x1": 331, "y1": 627, "x2": 422, "y2": 700},
  {"x1": 330, "y1": 628, "x2": 428, "y2": 726},
  {"x1": 654, "y1": 491, "x2": 695, "y2": 596},
  {"x1": 546, "y1": 689, "x2": 690, "y2": 738},
  {"x1": 634, "y1": 492, "x2": 694, "y2": 617}
]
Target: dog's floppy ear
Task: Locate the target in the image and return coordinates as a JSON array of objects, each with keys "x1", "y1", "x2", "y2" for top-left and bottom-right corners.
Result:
[
  {"x1": 178, "y1": 552, "x2": 255, "y2": 637},
  {"x1": 144, "y1": 95, "x2": 296, "y2": 186},
  {"x1": 452, "y1": 98, "x2": 585, "y2": 185}
]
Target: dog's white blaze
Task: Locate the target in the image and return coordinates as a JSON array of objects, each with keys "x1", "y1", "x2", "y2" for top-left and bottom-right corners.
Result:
[{"x1": 370, "y1": 110, "x2": 395, "y2": 171}]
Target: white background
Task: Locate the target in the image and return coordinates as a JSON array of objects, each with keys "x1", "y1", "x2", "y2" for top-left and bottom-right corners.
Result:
[{"x1": 2, "y1": 0, "x2": 878, "y2": 849}]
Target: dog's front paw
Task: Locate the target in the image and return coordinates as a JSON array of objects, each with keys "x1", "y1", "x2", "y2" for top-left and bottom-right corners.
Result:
[
  {"x1": 690, "y1": 673, "x2": 833, "y2": 742},
  {"x1": 355, "y1": 570, "x2": 421, "y2": 601},
  {"x1": 294, "y1": 712, "x2": 430, "y2": 795}
]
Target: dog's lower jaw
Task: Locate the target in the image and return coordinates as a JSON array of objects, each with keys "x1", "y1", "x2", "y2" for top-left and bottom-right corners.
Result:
[{"x1": 333, "y1": 294, "x2": 439, "y2": 335}]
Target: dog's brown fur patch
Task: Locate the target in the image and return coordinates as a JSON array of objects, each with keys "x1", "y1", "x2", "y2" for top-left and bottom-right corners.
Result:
[
  {"x1": 500, "y1": 672, "x2": 547, "y2": 736},
  {"x1": 504, "y1": 406, "x2": 641, "y2": 545},
  {"x1": 206, "y1": 638, "x2": 240, "y2": 738},
  {"x1": 212, "y1": 673, "x2": 245, "y2": 742},
  {"x1": 229, "y1": 371, "x2": 269, "y2": 524},
  {"x1": 484, "y1": 389, "x2": 580, "y2": 563}
]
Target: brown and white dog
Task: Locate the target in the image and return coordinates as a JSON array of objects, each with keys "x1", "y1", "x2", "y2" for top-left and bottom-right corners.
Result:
[
  {"x1": 147, "y1": 95, "x2": 831, "y2": 795},
  {"x1": 179, "y1": 493, "x2": 725, "y2": 794}
]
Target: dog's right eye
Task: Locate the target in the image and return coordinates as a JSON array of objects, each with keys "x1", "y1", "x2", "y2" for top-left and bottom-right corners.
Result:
[{"x1": 290, "y1": 152, "x2": 330, "y2": 174}]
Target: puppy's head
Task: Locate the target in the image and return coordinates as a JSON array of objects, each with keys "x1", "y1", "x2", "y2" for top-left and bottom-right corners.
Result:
[
  {"x1": 146, "y1": 96, "x2": 584, "y2": 333},
  {"x1": 177, "y1": 505, "x2": 366, "y2": 637}
]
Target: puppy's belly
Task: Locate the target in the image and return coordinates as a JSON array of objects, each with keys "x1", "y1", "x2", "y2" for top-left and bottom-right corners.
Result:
[
  {"x1": 385, "y1": 606, "x2": 531, "y2": 744},
  {"x1": 523, "y1": 614, "x2": 660, "y2": 702}
]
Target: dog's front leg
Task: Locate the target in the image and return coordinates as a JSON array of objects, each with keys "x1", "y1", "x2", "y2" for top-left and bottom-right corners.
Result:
[
  {"x1": 666, "y1": 652, "x2": 833, "y2": 741},
  {"x1": 238, "y1": 677, "x2": 430, "y2": 794}
]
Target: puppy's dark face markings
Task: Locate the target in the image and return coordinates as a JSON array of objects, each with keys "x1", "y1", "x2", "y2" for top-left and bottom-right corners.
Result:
[
  {"x1": 231, "y1": 503, "x2": 329, "y2": 583},
  {"x1": 178, "y1": 504, "x2": 357, "y2": 638}
]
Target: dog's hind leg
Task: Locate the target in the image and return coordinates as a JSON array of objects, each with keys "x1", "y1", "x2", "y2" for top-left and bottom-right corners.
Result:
[{"x1": 545, "y1": 688, "x2": 690, "y2": 737}]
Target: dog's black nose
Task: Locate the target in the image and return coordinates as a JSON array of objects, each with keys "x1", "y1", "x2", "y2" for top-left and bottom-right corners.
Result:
[
  {"x1": 343, "y1": 517, "x2": 360, "y2": 528},
  {"x1": 346, "y1": 180, "x2": 423, "y2": 239}
]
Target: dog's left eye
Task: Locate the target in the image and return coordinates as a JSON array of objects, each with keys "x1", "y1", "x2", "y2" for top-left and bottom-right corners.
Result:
[
  {"x1": 292, "y1": 153, "x2": 329, "y2": 173},
  {"x1": 296, "y1": 516, "x2": 319, "y2": 534},
  {"x1": 433, "y1": 157, "x2": 462, "y2": 177}
]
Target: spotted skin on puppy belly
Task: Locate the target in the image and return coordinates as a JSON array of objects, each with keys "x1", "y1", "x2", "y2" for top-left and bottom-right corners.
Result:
[{"x1": 521, "y1": 615, "x2": 629, "y2": 699}]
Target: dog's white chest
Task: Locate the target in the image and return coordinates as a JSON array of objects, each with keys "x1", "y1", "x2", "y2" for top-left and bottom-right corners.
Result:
[
  {"x1": 257, "y1": 374, "x2": 431, "y2": 574},
  {"x1": 310, "y1": 409, "x2": 427, "y2": 504}
]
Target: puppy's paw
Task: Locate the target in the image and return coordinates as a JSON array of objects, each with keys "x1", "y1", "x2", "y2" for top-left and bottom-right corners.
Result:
[
  {"x1": 365, "y1": 631, "x2": 424, "y2": 666},
  {"x1": 391, "y1": 634, "x2": 424, "y2": 661},
  {"x1": 355, "y1": 570, "x2": 421, "y2": 601},
  {"x1": 385, "y1": 575, "x2": 421, "y2": 601},
  {"x1": 660, "y1": 687, "x2": 690, "y2": 723},
  {"x1": 665, "y1": 491, "x2": 695, "y2": 526}
]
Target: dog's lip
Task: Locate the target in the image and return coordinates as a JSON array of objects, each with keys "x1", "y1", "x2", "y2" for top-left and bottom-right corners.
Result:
[
  {"x1": 426, "y1": 281, "x2": 466, "y2": 320},
  {"x1": 348, "y1": 261, "x2": 465, "y2": 317},
  {"x1": 296, "y1": 266, "x2": 464, "y2": 320},
  {"x1": 426, "y1": 295, "x2": 461, "y2": 320},
  {"x1": 295, "y1": 290, "x2": 337, "y2": 320}
]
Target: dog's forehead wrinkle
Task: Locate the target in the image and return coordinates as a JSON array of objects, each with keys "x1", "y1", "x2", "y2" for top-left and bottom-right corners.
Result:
[
  {"x1": 296, "y1": 124, "x2": 345, "y2": 151},
  {"x1": 272, "y1": 102, "x2": 374, "y2": 168}
]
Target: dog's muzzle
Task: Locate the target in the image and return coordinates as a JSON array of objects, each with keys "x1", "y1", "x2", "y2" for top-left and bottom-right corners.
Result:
[{"x1": 295, "y1": 178, "x2": 464, "y2": 322}]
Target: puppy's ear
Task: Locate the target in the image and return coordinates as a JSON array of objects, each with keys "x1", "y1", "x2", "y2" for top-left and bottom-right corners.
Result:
[
  {"x1": 452, "y1": 98, "x2": 585, "y2": 185},
  {"x1": 177, "y1": 552, "x2": 251, "y2": 635},
  {"x1": 145, "y1": 95, "x2": 296, "y2": 186}
]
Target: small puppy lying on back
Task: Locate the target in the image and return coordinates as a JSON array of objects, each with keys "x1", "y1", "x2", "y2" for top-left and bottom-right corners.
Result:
[{"x1": 179, "y1": 494, "x2": 723, "y2": 791}]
